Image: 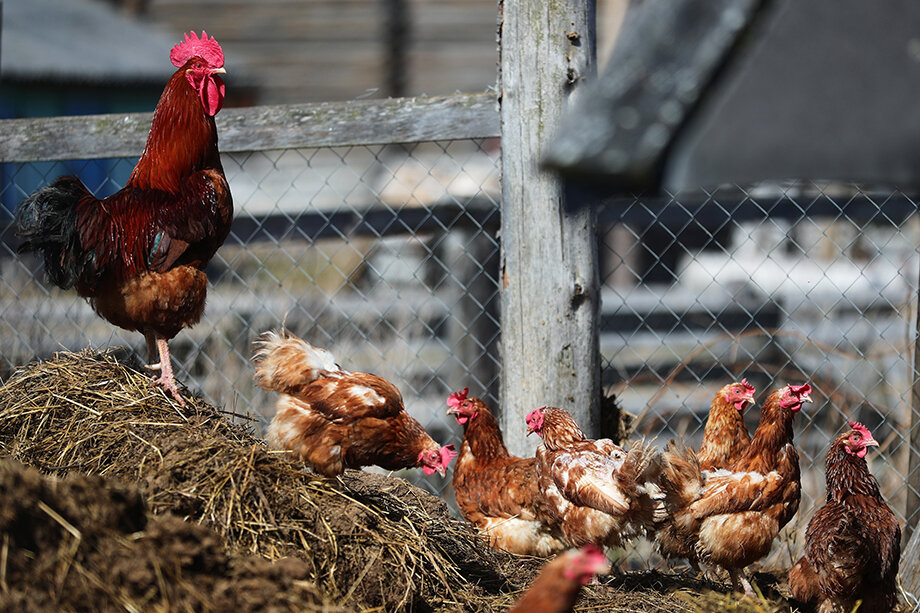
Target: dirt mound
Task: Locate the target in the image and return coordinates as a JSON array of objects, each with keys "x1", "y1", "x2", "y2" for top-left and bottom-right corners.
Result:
[
  {"x1": 0, "y1": 460, "x2": 337, "y2": 612},
  {"x1": 0, "y1": 349, "x2": 797, "y2": 612}
]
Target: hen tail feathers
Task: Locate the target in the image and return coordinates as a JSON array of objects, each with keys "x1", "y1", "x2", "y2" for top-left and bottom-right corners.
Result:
[
  {"x1": 660, "y1": 441, "x2": 704, "y2": 510},
  {"x1": 253, "y1": 330, "x2": 341, "y2": 393},
  {"x1": 15, "y1": 176, "x2": 92, "y2": 289}
]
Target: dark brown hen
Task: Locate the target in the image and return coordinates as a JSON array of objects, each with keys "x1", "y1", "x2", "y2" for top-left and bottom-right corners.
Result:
[{"x1": 789, "y1": 421, "x2": 900, "y2": 613}]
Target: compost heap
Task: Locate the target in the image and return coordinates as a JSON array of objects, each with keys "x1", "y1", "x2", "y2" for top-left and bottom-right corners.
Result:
[{"x1": 0, "y1": 349, "x2": 794, "y2": 612}]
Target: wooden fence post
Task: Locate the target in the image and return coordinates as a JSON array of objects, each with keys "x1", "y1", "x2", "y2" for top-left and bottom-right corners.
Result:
[
  {"x1": 907, "y1": 260, "x2": 920, "y2": 543},
  {"x1": 498, "y1": 0, "x2": 600, "y2": 456}
]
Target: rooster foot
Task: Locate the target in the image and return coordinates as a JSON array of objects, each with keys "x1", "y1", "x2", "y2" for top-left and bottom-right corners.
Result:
[
  {"x1": 152, "y1": 372, "x2": 188, "y2": 407},
  {"x1": 144, "y1": 337, "x2": 187, "y2": 407}
]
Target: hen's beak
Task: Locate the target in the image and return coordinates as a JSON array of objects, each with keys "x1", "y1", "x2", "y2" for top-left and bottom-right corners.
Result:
[{"x1": 865, "y1": 437, "x2": 879, "y2": 448}]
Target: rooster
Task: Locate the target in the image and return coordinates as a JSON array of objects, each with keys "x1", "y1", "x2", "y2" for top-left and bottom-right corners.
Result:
[
  {"x1": 505, "y1": 545, "x2": 610, "y2": 613},
  {"x1": 658, "y1": 384, "x2": 812, "y2": 595},
  {"x1": 788, "y1": 421, "x2": 901, "y2": 613},
  {"x1": 697, "y1": 379, "x2": 756, "y2": 471},
  {"x1": 526, "y1": 406, "x2": 664, "y2": 549},
  {"x1": 446, "y1": 388, "x2": 565, "y2": 556},
  {"x1": 15, "y1": 31, "x2": 233, "y2": 405},
  {"x1": 252, "y1": 330, "x2": 456, "y2": 477}
]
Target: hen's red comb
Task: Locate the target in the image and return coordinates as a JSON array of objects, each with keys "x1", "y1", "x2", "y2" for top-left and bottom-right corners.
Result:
[
  {"x1": 447, "y1": 387, "x2": 469, "y2": 408},
  {"x1": 740, "y1": 378, "x2": 755, "y2": 396},
  {"x1": 525, "y1": 407, "x2": 545, "y2": 421},
  {"x1": 440, "y1": 444, "x2": 458, "y2": 466},
  {"x1": 171, "y1": 30, "x2": 224, "y2": 68},
  {"x1": 789, "y1": 383, "x2": 812, "y2": 398},
  {"x1": 848, "y1": 420, "x2": 873, "y2": 440}
]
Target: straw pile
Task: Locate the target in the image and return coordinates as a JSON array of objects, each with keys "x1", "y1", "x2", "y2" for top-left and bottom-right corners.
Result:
[{"x1": 0, "y1": 348, "x2": 799, "y2": 612}]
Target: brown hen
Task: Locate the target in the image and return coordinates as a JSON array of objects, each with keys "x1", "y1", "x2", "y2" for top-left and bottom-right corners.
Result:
[
  {"x1": 697, "y1": 379, "x2": 756, "y2": 471},
  {"x1": 253, "y1": 330, "x2": 455, "y2": 477},
  {"x1": 447, "y1": 388, "x2": 565, "y2": 556},
  {"x1": 505, "y1": 545, "x2": 610, "y2": 613},
  {"x1": 526, "y1": 407, "x2": 664, "y2": 549}
]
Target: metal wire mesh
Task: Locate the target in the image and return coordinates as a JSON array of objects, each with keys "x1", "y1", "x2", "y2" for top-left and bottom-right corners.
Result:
[
  {"x1": 1, "y1": 144, "x2": 917, "y2": 565},
  {"x1": 0, "y1": 140, "x2": 502, "y2": 498},
  {"x1": 599, "y1": 181, "x2": 918, "y2": 567}
]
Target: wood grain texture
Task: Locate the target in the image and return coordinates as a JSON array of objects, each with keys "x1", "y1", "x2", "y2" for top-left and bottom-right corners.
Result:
[
  {"x1": 908, "y1": 253, "x2": 920, "y2": 542},
  {"x1": 0, "y1": 92, "x2": 499, "y2": 163},
  {"x1": 498, "y1": 0, "x2": 600, "y2": 456}
]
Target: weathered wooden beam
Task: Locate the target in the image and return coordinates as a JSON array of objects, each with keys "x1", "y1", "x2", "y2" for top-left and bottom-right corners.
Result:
[
  {"x1": 907, "y1": 257, "x2": 920, "y2": 543},
  {"x1": 0, "y1": 92, "x2": 499, "y2": 163},
  {"x1": 498, "y1": 0, "x2": 600, "y2": 456},
  {"x1": 902, "y1": 521, "x2": 920, "y2": 604}
]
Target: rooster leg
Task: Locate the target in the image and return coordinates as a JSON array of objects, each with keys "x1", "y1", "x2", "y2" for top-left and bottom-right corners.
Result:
[
  {"x1": 144, "y1": 334, "x2": 186, "y2": 406},
  {"x1": 145, "y1": 334, "x2": 159, "y2": 368}
]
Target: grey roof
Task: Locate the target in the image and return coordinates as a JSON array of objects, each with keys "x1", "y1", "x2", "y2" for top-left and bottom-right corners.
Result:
[
  {"x1": 2, "y1": 0, "x2": 179, "y2": 83},
  {"x1": 545, "y1": 0, "x2": 920, "y2": 194}
]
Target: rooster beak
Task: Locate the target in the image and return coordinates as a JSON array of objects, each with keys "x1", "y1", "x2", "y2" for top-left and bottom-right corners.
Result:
[{"x1": 212, "y1": 67, "x2": 227, "y2": 75}]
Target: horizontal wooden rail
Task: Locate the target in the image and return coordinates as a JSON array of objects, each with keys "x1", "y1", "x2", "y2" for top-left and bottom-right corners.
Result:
[{"x1": 0, "y1": 92, "x2": 499, "y2": 163}]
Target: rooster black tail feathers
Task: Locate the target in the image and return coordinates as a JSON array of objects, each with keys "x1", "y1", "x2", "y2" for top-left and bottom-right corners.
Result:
[{"x1": 15, "y1": 176, "x2": 91, "y2": 289}]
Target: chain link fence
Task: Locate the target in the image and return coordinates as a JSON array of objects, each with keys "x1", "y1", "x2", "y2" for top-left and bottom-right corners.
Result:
[
  {"x1": 598, "y1": 182, "x2": 919, "y2": 567},
  {"x1": 1, "y1": 140, "x2": 917, "y2": 565},
  {"x1": 0, "y1": 139, "x2": 502, "y2": 500}
]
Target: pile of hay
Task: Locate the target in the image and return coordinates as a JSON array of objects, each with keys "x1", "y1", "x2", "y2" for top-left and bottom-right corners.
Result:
[{"x1": 0, "y1": 349, "x2": 800, "y2": 612}]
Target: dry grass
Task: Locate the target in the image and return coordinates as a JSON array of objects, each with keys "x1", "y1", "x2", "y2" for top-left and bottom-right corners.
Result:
[{"x1": 0, "y1": 348, "x2": 802, "y2": 612}]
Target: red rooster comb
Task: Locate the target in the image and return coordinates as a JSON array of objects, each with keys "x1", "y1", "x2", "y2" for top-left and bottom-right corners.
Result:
[
  {"x1": 447, "y1": 387, "x2": 469, "y2": 409},
  {"x1": 171, "y1": 31, "x2": 225, "y2": 69},
  {"x1": 848, "y1": 420, "x2": 873, "y2": 440}
]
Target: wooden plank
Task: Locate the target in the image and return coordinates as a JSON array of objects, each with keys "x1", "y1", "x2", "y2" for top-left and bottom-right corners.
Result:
[
  {"x1": 542, "y1": 0, "x2": 772, "y2": 192},
  {"x1": 0, "y1": 92, "x2": 499, "y2": 163},
  {"x1": 498, "y1": 0, "x2": 601, "y2": 456},
  {"x1": 907, "y1": 258, "x2": 920, "y2": 543},
  {"x1": 902, "y1": 522, "x2": 920, "y2": 601}
]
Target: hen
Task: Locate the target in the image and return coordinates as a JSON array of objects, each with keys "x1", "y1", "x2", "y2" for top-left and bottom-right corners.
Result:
[
  {"x1": 526, "y1": 406, "x2": 664, "y2": 549},
  {"x1": 788, "y1": 421, "x2": 901, "y2": 613},
  {"x1": 659, "y1": 384, "x2": 811, "y2": 595},
  {"x1": 656, "y1": 379, "x2": 756, "y2": 567},
  {"x1": 697, "y1": 379, "x2": 756, "y2": 471},
  {"x1": 15, "y1": 31, "x2": 233, "y2": 405},
  {"x1": 505, "y1": 545, "x2": 610, "y2": 613},
  {"x1": 253, "y1": 330, "x2": 456, "y2": 477},
  {"x1": 447, "y1": 388, "x2": 566, "y2": 556}
]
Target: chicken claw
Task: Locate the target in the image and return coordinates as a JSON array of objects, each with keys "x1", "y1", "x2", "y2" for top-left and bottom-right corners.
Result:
[{"x1": 145, "y1": 336, "x2": 186, "y2": 406}]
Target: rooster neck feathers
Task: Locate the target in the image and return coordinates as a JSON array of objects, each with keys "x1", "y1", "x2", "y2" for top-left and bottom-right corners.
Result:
[{"x1": 128, "y1": 62, "x2": 222, "y2": 193}]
